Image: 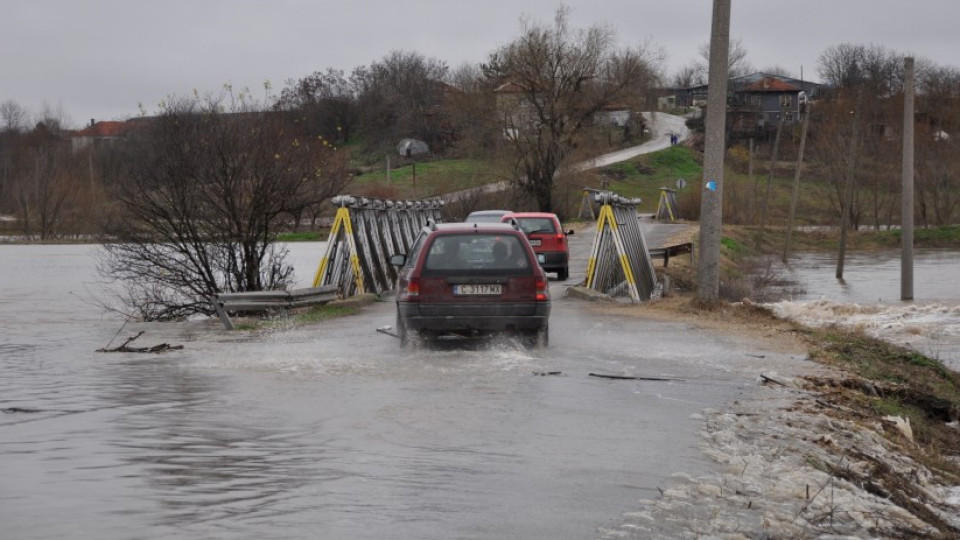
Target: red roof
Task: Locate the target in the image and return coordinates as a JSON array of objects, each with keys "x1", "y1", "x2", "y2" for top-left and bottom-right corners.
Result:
[
  {"x1": 742, "y1": 77, "x2": 799, "y2": 92},
  {"x1": 76, "y1": 121, "x2": 129, "y2": 137}
]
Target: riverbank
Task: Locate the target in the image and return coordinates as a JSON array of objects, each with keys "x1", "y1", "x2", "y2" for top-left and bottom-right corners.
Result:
[{"x1": 593, "y1": 297, "x2": 960, "y2": 539}]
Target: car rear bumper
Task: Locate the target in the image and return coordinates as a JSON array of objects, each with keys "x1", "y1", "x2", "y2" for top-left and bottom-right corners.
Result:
[
  {"x1": 535, "y1": 251, "x2": 568, "y2": 271},
  {"x1": 398, "y1": 301, "x2": 550, "y2": 332}
]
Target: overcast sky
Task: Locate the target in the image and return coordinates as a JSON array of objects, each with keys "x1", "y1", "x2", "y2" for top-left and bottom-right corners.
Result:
[{"x1": 4, "y1": 0, "x2": 960, "y2": 128}]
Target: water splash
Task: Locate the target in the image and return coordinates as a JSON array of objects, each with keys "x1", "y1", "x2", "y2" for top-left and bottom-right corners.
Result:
[{"x1": 768, "y1": 298, "x2": 960, "y2": 370}]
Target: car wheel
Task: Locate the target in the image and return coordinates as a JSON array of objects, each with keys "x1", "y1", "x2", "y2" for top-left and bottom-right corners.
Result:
[{"x1": 557, "y1": 267, "x2": 569, "y2": 281}]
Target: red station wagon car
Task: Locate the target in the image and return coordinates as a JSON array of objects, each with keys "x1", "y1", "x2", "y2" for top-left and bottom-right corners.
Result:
[
  {"x1": 500, "y1": 212, "x2": 574, "y2": 280},
  {"x1": 390, "y1": 221, "x2": 551, "y2": 347}
]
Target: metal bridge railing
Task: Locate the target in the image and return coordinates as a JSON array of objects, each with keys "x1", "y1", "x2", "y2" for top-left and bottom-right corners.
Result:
[
  {"x1": 313, "y1": 195, "x2": 444, "y2": 297},
  {"x1": 584, "y1": 191, "x2": 658, "y2": 302},
  {"x1": 656, "y1": 187, "x2": 679, "y2": 222}
]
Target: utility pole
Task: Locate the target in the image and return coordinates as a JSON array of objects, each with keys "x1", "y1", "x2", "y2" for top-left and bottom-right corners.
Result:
[
  {"x1": 902, "y1": 57, "x2": 915, "y2": 300},
  {"x1": 783, "y1": 105, "x2": 811, "y2": 262},
  {"x1": 836, "y1": 89, "x2": 863, "y2": 280},
  {"x1": 697, "y1": 0, "x2": 731, "y2": 303},
  {"x1": 757, "y1": 111, "x2": 786, "y2": 251},
  {"x1": 748, "y1": 137, "x2": 756, "y2": 221}
]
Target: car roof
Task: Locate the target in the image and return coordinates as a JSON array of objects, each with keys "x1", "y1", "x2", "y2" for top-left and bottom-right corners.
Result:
[
  {"x1": 502, "y1": 212, "x2": 559, "y2": 220},
  {"x1": 466, "y1": 209, "x2": 512, "y2": 216},
  {"x1": 426, "y1": 222, "x2": 520, "y2": 233}
]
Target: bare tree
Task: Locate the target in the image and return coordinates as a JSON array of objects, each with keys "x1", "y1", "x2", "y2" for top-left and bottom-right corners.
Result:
[
  {"x1": 99, "y1": 95, "x2": 348, "y2": 320},
  {"x1": 2, "y1": 118, "x2": 79, "y2": 240},
  {"x1": 0, "y1": 101, "x2": 30, "y2": 213},
  {"x1": 441, "y1": 63, "x2": 503, "y2": 157},
  {"x1": 670, "y1": 62, "x2": 702, "y2": 88},
  {"x1": 490, "y1": 7, "x2": 660, "y2": 212},
  {"x1": 275, "y1": 68, "x2": 357, "y2": 144},
  {"x1": 350, "y1": 50, "x2": 449, "y2": 153},
  {"x1": 696, "y1": 37, "x2": 753, "y2": 81},
  {"x1": 0, "y1": 100, "x2": 29, "y2": 133},
  {"x1": 818, "y1": 43, "x2": 902, "y2": 94},
  {"x1": 915, "y1": 65, "x2": 960, "y2": 226},
  {"x1": 813, "y1": 43, "x2": 909, "y2": 233}
]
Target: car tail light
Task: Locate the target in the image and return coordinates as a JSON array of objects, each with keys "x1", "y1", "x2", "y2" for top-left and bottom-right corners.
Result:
[
  {"x1": 401, "y1": 277, "x2": 421, "y2": 301},
  {"x1": 535, "y1": 277, "x2": 549, "y2": 301},
  {"x1": 556, "y1": 233, "x2": 564, "y2": 244}
]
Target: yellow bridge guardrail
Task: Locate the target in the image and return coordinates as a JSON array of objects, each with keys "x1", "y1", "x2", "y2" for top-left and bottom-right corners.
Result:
[
  {"x1": 313, "y1": 195, "x2": 444, "y2": 298},
  {"x1": 656, "y1": 187, "x2": 679, "y2": 222},
  {"x1": 583, "y1": 191, "x2": 658, "y2": 302}
]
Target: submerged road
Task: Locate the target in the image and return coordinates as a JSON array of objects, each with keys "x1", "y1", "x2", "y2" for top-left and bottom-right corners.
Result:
[{"x1": 0, "y1": 224, "x2": 803, "y2": 539}]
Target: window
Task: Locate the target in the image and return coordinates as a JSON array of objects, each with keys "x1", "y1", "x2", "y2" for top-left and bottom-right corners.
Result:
[
  {"x1": 751, "y1": 95, "x2": 762, "y2": 107},
  {"x1": 779, "y1": 95, "x2": 793, "y2": 108},
  {"x1": 423, "y1": 234, "x2": 530, "y2": 274},
  {"x1": 516, "y1": 218, "x2": 557, "y2": 235},
  {"x1": 404, "y1": 234, "x2": 426, "y2": 269}
]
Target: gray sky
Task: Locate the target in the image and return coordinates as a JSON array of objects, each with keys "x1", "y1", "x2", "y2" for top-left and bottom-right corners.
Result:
[{"x1": 4, "y1": 0, "x2": 959, "y2": 127}]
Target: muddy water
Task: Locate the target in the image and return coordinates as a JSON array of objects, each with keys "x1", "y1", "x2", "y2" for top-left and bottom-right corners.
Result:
[
  {"x1": 0, "y1": 243, "x2": 786, "y2": 540},
  {"x1": 773, "y1": 249, "x2": 960, "y2": 371}
]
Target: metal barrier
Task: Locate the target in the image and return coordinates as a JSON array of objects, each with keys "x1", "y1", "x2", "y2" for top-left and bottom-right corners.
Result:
[
  {"x1": 312, "y1": 195, "x2": 444, "y2": 297},
  {"x1": 578, "y1": 188, "x2": 601, "y2": 220},
  {"x1": 212, "y1": 285, "x2": 339, "y2": 330},
  {"x1": 584, "y1": 191, "x2": 658, "y2": 302},
  {"x1": 656, "y1": 187, "x2": 679, "y2": 222}
]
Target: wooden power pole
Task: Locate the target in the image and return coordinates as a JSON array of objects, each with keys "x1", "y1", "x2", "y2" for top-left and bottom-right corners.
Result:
[
  {"x1": 757, "y1": 111, "x2": 786, "y2": 251},
  {"x1": 902, "y1": 57, "x2": 915, "y2": 300},
  {"x1": 836, "y1": 90, "x2": 863, "y2": 280},
  {"x1": 697, "y1": 0, "x2": 731, "y2": 303},
  {"x1": 783, "y1": 105, "x2": 811, "y2": 262}
]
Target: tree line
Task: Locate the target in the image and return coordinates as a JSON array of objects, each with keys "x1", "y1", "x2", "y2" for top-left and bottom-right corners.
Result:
[
  {"x1": 810, "y1": 43, "x2": 960, "y2": 230},
  {"x1": 2, "y1": 9, "x2": 958, "y2": 318}
]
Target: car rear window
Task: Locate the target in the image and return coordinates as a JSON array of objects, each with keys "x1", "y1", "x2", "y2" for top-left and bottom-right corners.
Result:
[
  {"x1": 466, "y1": 212, "x2": 508, "y2": 223},
  {"x1": 516, "y1": 217, "x2": 557, "y2": 235},
  {"x1": 422, "y1": 234, "x2": 532, "y2": 275}
]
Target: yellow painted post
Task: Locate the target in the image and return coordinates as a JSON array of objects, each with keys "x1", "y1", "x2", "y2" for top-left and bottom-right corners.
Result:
[
  {"x1": 584, "y1": 206, "x2": 610, "y2": 289},
  {"x1": 342, "y1": 215, "x2": 365, "y2": 294},
  {"x1": 656, "y1": 188, "x2": 676, "y2": 222},
  {"x1": 605, "y1": 206, "x2": 640, "y2": 301},
  {"x1": 312, "y1": 206, "x2": 350, "y2": 287},
  {"x1": 579, "y1": 189, "x2": 596, "y2": 220}
]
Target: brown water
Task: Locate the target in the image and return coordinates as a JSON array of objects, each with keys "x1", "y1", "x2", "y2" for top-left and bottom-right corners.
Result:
[
  {"x1": 774, "y1": 249, "x2": 960, "y2": 371},
  {"x1": 4, "y1": 242, "x2": 957, "y2": 538},
  {"x1": 1, "y1": 243, "x2": 774, "y2": 540}
]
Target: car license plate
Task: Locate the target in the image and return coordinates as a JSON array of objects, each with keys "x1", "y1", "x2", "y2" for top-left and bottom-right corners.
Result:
[
  {"x1": 454, "y1": 284, "x2": 502, "y2": 295},
  {"x1": 529, "y1": 239, "x2": 542, "y2": 246}
]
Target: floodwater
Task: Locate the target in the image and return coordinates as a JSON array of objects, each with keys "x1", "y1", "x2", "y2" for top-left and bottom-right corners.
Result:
[
  {"x1": 771, "y1": 249, "x2": 960, "y2": 371},
  {"x1": 0, "y1": 242, "x2": 790, "y2": 540}
]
